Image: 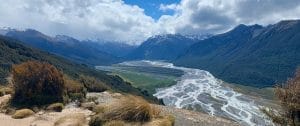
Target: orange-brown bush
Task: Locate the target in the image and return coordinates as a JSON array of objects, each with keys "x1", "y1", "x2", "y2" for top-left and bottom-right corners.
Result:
[
  {"x1": 11, "y1": 61, "x2": 65, "y2": 106},
  {"x1": 275, "y1": 68, "x2": 300, "y2": 126}
]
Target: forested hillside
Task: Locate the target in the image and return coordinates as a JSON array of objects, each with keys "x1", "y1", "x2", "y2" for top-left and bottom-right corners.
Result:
[
  {"x1": 0, "y1": 35, "x2": 158, "y2": 102},
  {"x1": 175, "y1": 20, "x2": 300, "y2": 87}
]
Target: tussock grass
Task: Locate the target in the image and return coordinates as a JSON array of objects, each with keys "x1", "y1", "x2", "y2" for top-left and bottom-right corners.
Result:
[
  {"x1": 151, "y1": 106, "x2": 161, "y2": 118},
  {"x1": 12, "y1": 108, "x2": 35, "y2": 119},
  {"x1": 103, "y1": 120, "x2": 126, "y2": 126},
  {"x1": 103, "y1": 95, "x2": 153, "y2": 122},
  {"x1": 89, "y1": 95, "x2": 161, "y2": 126},
  {"x1": 89, "y1": 114, "x2": 105, "y2": 126},
  {"x1": 92, "y1": 105, "x2": 106, "y2": 114},
  {"x1": 54, "y1": 113, "x2": 86, "y2": 126},
  {"x1": 145, "y1": 115, "x2": 175, "y2": 126},
  {"x1": 46, "y1": 103, "x2": 64, "y2": 112}
]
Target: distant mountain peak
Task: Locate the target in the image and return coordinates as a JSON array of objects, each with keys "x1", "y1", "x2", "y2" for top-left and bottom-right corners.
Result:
[
  {"x1": 232, "y1": 24, "x2": 263, "y2": 32},
  {"x1": 148, "y1": 33, "x2": 211, "y2": 43},
  {"x1": 54, "y1": 35, "x2": 79, "y2": 43},
  {"x1": 0, "y1": 27, "x2": 24, "y2": 35},
  {"x1": 274, "y1": 19, "x2": 300, "y2": 30}
]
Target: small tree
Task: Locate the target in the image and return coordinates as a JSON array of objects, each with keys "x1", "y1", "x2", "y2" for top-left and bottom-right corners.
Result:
[
  {"x1": 11, "y1": 61, "x2": 65, "y2": 106},
  {"x1": 275, "y1": 68, "x2": 300, "y2": 125}
]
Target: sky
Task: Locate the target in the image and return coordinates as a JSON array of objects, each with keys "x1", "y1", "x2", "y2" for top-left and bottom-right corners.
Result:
[{"x1": 0, "y1": 0, "x2": 300, "y2": 45}]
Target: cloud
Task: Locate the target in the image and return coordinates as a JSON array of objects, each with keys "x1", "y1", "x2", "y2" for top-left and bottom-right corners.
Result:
[
  {"x1": 159, "y1": 3, "x2": 178, "y2": 12},
  {"x1": 0, "y1": 0, "x2": 300, "y2": 44},
  {"x1": 159, "y1": 0, "x2": 300, "y2": 35},
  {"x1": 0, "y1": 0, "x2": 161, "y2": 44}
]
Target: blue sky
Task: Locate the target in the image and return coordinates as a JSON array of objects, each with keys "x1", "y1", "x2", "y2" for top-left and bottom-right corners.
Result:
[
  {"x1": 124, "y1": 0, "x2": 180, "y2": 20},
  {"x1": 0, "y1": 0, "x2": 300, "y2": 44}
]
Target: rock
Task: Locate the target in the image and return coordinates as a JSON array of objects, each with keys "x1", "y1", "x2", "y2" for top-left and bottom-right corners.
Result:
[
  {"x1": 54, "y1": 113, "x2": 86, "y2": 126},
  {"x1": 0, "y1": 95, "x2": 11, "y2": 113},
  {"x1": 46, "y1": 103, "x2": 64, "y2": 112},
  {"x1": 81, "y1": 102, "x2": 96, "y2": 110},
  {"x1": 0, "y1": 87, "x2": 13, "y2": 96},
  {"x1": 12, "y1": 109, "x2": 35, "y2": 119}
]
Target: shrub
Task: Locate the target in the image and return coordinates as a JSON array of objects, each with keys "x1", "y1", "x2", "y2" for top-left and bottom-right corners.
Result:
[
  {"x1": 54, "y1": 113, "x2": 86, "y2": 126},
  {"x1": 261, "y1": 108, "x2": 286, "y2": 125},
  {"x1": 275, "y1": 68, "x2": 300, "y2": 125},
  {"x1": 46, "y1": 103, "x2": 64, "y2": 112},
  {"x1": 11, "y1": 61, "x2": 64, "y2": 106},
  {"x1": 79, "y1": 75, "x2": 109, "y2": 92},
  {"x1": 12, "y1": 108, "x2": 35, "y2": 119},
  {"x1": 64, "y1": 75, "x2": 87, "y2": 101},
  {"x1": 103, "y1": 95, "x2": 153, "y2": 122}
]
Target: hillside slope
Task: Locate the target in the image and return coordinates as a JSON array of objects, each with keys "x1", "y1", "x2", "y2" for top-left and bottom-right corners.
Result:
[
  {"x1": 4, "y1": 30, "x2": 120, "y2": 65},
  {"x1": 0, "y1": 91, "x2": 239, "y2": 126},
  {"x1": 0, "y1": 35, "x2": 158, "y2": 102},
  {"x1": 175, "y1": 20, "x2": 300, "y2": 87}
]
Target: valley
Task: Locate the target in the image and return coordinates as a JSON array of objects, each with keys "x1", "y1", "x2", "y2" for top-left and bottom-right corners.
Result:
[
  {"x1": 97, "y1": 60, "x2": 279, "y2": 126},
  {"x1": 1, "y1": 1, "x2": 300, "y2": 126}
]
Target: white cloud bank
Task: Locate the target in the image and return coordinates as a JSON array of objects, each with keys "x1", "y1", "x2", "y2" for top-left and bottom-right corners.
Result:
[{"x1": 0, "y1": 0, "x2": 300, "y2": 44}]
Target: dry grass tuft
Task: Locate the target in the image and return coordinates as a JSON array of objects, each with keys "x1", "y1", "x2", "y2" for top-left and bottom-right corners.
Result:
[
  {"x1": 145, "y1": 115, "x2": 175, "y2": 126},
  {"x1": 46, "y1": 103, "x2": 64, "y2": 112},
  {"x1": 103, "y1": 95, "x2": 154, "y2": 122},
  {"x1": 89, "y1": 114, "x2": 106, "y2": 126},
  {"x1": 151, "y1": 105, "x2": 161, "y2": 118},
  {"x1": 92, "y1": 105, "x2": 107, "y2": 114},
  {"x1": 12, "y1": 108, "x2": 35, "y2": 119},
  {"x1": 103, "y1": 120, "x2": 126, "y2": 126},
  {"x1": 54, "y1": 113, "x2": 86, "y2": 126}
]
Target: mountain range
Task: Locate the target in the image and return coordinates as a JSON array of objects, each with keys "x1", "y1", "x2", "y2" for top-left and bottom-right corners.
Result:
[
  {"x1": 126, "y1": 34, "x2": 209, "y2": 61},
  {"x1": 175, "y1": 20, "x2": 300, "y2": 87},
  {"x1": 1, "y1": 19, "x2": 299, "y2": 87},
  {"x1": 1, "y1": 29, "x2": 136, "y2": 66}
]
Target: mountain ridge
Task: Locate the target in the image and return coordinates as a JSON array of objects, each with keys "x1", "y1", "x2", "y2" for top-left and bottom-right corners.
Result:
[
  {"x1": 1, "y1": 29, "x2": 134, "y2": 66},
  {"x1": 174, "y1": 20, "x2": 300, "y2": 87}
]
